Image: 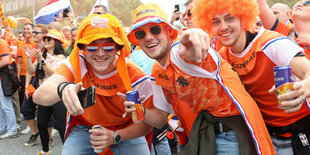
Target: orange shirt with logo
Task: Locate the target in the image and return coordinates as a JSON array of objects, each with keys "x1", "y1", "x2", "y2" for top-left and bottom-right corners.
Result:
[
  {"x1": 220, "y1": 28, "x2": 310, "y2": 127},
  {"x1": 55, "y1": 52, "x2": 153, "y2": 131}
]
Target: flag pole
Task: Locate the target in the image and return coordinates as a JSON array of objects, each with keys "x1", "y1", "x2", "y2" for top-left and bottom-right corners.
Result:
[{"x1": 33, "y1": 0, "x2": 36, "y2": 24}]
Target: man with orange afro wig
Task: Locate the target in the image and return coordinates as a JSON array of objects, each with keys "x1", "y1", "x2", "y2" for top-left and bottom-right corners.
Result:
[{"x1": 193, "y1": 0, "x2": 310, "y2": 154}]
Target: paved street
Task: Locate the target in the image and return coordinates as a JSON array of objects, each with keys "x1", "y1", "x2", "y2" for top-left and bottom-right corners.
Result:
[{"x1": 0, "y1": 120, "x2": 63, "y2": 155}]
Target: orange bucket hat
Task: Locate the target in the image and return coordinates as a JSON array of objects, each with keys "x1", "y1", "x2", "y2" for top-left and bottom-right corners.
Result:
[
  {"x1": 69, "y1": 14, "x2": 131, "y2": 85},
  {"x1": 127, "y1": 3, "x2": 179, "y2": 45},
  {"x1": 43, "y1": 29, "x2": 64, "y2": 44}
]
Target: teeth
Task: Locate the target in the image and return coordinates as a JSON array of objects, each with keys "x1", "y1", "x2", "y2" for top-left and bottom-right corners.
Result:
[
  {"x1": 146, "y1": 43, "x2": 158, "y2": 48},
  {"x1": 220, "y1": 32, "x2": 231, "y2": 37},
  {"x1": 95, "y1": 58, "x2": 106, "y2": 62}
]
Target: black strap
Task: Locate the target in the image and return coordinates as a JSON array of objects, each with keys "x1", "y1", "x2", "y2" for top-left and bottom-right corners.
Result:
[{"x1": 57, "y1": 82, "x2": 74, "y2": 100}]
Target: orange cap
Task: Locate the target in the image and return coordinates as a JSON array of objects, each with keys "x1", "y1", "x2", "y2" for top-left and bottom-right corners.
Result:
[
  {"x1": 43, "y1": 29, "x2": 64, "y2": 44},
  {"x1": 127, "y1": 3, "x2": 178, "y2": 45}
]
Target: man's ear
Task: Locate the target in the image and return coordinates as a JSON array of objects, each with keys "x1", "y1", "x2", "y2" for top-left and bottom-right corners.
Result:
[{"x1": 166, "y1": 26, "x2": 175, "y2": 38}]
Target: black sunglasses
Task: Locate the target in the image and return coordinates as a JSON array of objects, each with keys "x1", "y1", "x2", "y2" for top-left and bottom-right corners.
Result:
[
  {"x1": 134, "y1": 25, "x2": 162, "y2": 40},
  {"x1": 43, "y1": 37, "x2": 53, "y2": 42},
  {"x1": 33, "y1": 31, "x2": 42, "y2": 35}
]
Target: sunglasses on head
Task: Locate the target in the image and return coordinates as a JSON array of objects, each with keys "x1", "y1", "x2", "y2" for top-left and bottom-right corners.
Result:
[
  {"x1": 43, "y1": 37, "x2": 53, "y2": 42},
  {"x1": 33, "y1": 31, "x2": 42, "y2": 35},
  {"x1": 134, "y1": 25, "x2": 163, "y2": 40},
  {"x1": 85, "y1": 43, "x2": 116, "y2": 53},
  {"x1": 182, "y1": 9, "x2": 192, "y2": 18},
  {"x1": 302, "y1": 0, "x2": 310, "y2": 6}
]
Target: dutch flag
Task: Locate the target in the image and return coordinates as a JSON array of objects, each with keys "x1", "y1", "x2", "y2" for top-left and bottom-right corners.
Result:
[{"x1": 35, "y1": 0, "x2": 74, "y2": 25}]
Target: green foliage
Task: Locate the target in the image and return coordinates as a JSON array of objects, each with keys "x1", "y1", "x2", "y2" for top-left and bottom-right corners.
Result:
[
  {"x1": 267, "y1": 0, "x2": 300, "y2": 8},
  {"x1": 110, "y1": 0, "x2": 142, "y2": 27}
]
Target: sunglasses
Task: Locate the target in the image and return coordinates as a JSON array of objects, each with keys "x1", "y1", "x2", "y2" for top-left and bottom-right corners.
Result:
[
  {"x1": 33, "y1": 31, "x2": 42, "y2": 35},
  {"x1": 256, "y1": 21, "x2": 262, "y2": 26},
  {"x1": 302, "y1": 0, "x2": 310, "y2": 6},
  {"x1": 85, "y1": 43, "x2": 116, "y2": 53},
  {"x1": 43, "y1": 37, "x2": 53, "y2": 42},
  {"x1": 182, "y1": 9, "x2": 192, "y2": 18},
  {"x1": 134, "y1": 25, "x2": 163, "y2": 40}
]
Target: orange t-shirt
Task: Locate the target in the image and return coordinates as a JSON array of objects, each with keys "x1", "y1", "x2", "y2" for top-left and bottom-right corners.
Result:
[
  {"x1": 55, "y1": 52, "x2": 153, "y2": 130},
  {"x1": 271, "y1": 18, "x2": 310, "y2": 60},
  {"x1": 17, "y1": 41, "x2": 37, "y2": 76},
  {"x1": 0, "y1": 39, "x2": 12, "y2": 65},
  {"x1": 220, "y1": 28, "x2": 310, "y2": 127}
]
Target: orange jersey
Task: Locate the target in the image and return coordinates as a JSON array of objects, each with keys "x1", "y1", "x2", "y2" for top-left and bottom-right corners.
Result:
[
  {"x1": 220, "y1": 28, "x2": 310, "y2": 127},
  {"x1": 17, "y1": 41, "x2": 37, "y2": 75},
  {"x1": 55, "y1": 52, "x2": 153, "y2": 134},
  {"x1": 0, "y1": 39, "x2": 12, "y2": 64},
  {"x1": 151, "y1": 42, "x2": 275, "y2": 154},
  {"x1": 271, "y1": 18, "x2": 310, "y2": 60}
]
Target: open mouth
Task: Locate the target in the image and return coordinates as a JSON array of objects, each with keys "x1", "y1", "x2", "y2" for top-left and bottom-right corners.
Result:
[
  {"x1": 94, "y1": 57, "x2": 108, "y2": 62},
  {"x1": 219, "y1": 31, "x2": 232, "y2": 38},
  {"x1": 146, "y1": 43, "x2": 159, "y2": 48}
]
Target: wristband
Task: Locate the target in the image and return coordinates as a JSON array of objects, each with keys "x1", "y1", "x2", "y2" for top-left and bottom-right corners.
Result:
[
  {"x1": 57, "y1": 82, "x2": 74, "y2": 100},
  {"x1": 142, "y1": 105, "x2": 146, "y2": 115},
  {"x1": 57, "y1": 82, "x2": 67, "y2": 99}
]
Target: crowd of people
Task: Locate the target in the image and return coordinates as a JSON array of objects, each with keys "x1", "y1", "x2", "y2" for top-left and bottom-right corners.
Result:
[{"x1": 0, "y1": 0, "x2": 310, "y2": 155}]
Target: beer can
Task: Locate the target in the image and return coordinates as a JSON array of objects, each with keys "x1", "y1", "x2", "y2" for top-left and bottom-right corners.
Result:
[
  {"x1": 126, "y1": 91, "x2": 145, "y2": 123},
  {"x1": 273, "y1": 65, "x2": 294, "y2": 109},
  {"x1": 92, "y1": 125, "x2": 104, "y2": 153}
]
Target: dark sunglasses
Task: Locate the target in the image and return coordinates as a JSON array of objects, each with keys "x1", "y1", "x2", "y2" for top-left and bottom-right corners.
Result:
[
  {"x1": 182, "y1": 9, "x2": 192, "y2": 18},
  {"x1": 134, "y1": 25, "x2": 163, "y2": 40},
  {"x1": 256, "y1": 21, "x2": 262, "y2": 26},
  {"x1": 302, "y1": 0, "x2": 310, "y2": 6},
  {"x1": 33, "y1": 31, "x2": 42, "y2": 35},
  {"x1": 43, "y1": 37, "x2": 53, "y2": 42}
]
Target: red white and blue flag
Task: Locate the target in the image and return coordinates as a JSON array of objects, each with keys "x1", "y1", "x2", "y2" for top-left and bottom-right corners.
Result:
[{"x1": 35, "y1": 0, "x2": 73, "y2": 25}]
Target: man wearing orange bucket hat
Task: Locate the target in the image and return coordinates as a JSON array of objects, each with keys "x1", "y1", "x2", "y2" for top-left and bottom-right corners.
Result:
[
  {"x1": 123, "y1": 3, "x2": 275, "y2": 154},
  {"x1": 33, "y1": 14, "x2": 153, "y2": 154}
]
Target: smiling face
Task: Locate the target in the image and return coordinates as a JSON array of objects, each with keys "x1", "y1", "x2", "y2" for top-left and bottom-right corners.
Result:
[
  {"x1": 43, "y1": 37, "x2": 56, "y2": 50},
  {"x1": 211, "y1": 13, "x2": 246, "y2": 53},
  {"x1": 23, "y1": 24, "x2": 33, "y2": 40},
  {"x1": 136, "y1": 23, "x2": 173, "y2": 66},
  {"x1": 84, "y1": 38, "x2": 118, "y2": 75}
]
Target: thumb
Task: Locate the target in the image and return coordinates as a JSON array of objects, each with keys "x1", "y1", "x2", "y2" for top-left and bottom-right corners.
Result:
[{"x1": 75, "y1": 82, "x2": 83, "y2": 93}]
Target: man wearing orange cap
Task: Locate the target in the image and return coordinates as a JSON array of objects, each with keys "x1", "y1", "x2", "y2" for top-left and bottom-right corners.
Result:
[
  {"x1": 33, "y1": 14, "x2": 153, "y2": 155},
  {"x1": 192, "y1": 0, "x2": 310, "y2": 154},
  {"x1": 123, "y1": 3, "x2": 274, "y2": 154}
]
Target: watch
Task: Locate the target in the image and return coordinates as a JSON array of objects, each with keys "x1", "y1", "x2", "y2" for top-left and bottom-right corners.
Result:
[
  {"x1": 113, "y1": 131, "x2": 121, "y2": 144},
  {"x1": 41, "y1": 59, "x2": 46, "y2": 66}
]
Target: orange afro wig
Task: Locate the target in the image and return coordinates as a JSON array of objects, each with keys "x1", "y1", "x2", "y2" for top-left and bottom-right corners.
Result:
[{"x1": 193, "y1": 0, "x2": 259, "y2": 33}]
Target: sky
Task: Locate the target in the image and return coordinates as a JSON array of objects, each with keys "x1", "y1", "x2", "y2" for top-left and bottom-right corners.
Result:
[{"x1": 140, "y1": 0, "x2": 187, "y2": 19}]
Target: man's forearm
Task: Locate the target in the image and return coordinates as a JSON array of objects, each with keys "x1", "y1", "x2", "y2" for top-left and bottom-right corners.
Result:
[
  {"x1": 118, "y1": 122, "x2": 152, "y2": 141},
  {"x1": 144, "y1": 107, "x2": 169, "y2": 129}
]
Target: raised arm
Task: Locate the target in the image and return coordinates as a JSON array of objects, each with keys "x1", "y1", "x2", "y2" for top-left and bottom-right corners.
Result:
[{"x1": 256, "y1": 0, "x2": 277, "y2": 30}]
